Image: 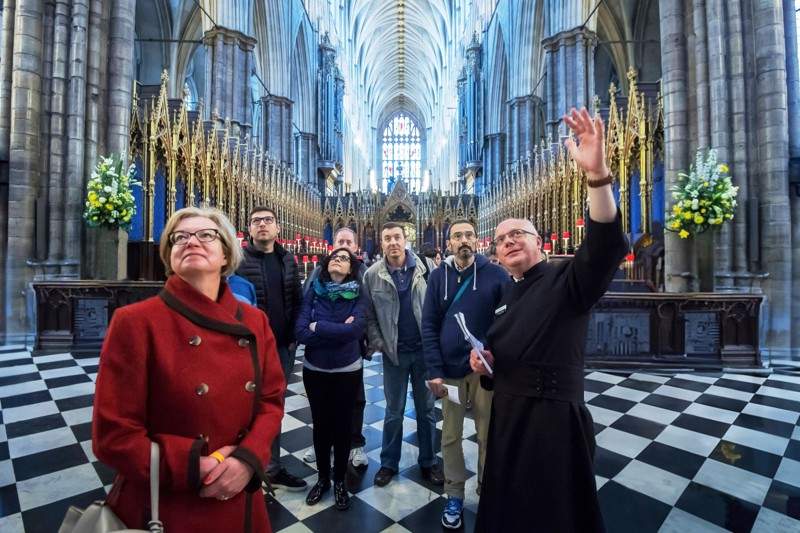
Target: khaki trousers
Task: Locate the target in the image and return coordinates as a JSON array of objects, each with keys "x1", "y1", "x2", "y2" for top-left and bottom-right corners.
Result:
[{"x1": 442, "y1": 372, "x2": 493, "y2": 499}]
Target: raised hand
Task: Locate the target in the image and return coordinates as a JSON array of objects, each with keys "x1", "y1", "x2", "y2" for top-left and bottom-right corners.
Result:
[{"x1": 563, "y1": 108, "x2": 611, "y2": 182}]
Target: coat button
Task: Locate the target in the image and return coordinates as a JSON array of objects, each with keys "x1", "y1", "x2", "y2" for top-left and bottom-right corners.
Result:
[
  {"x1": 245, "y1": 381, "x2": 256, "y2": 392},
  {"x1": 189, "y1": 335, "x2": 202, "y2": 346},
  {"x1": 196, "y1": 383, "x2": 209, "y2": 395},
  {"x1": 238, "y1": 338, "x2": 250, "y2": 347}
]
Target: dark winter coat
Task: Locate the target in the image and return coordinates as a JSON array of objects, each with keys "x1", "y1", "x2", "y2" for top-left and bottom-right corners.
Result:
[
  {"x1": 421, "y1": 253, "x2": 510, "y2": 380},
  {"x1": 295, "y1": 284, "x2": 369, "y2": 370},
  {"x1": 237, "y1": 242, "x2": 302, "y2": 346}
]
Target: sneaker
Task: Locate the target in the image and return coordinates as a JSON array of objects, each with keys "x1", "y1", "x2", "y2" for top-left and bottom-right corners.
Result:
[
  {"x1": 268, "y1": 468, "x2": 307, "y2": 492},
  {"x1": 441, "y1": 497, "x2": 464, "y2": 529},
  {"x1": 349, "y1": 447, "x2": 368, "y2": 468},
  {"x1": 303, "y1": 448, "x2": 316, "y2": 463}
]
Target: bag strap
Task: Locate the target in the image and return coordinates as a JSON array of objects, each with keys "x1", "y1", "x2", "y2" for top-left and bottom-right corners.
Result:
[
  {"x1": 444, "y1": 272, "x2": 474, "y2": 315},
  {"x1": 148, "y1": 442, "x2": 164, "y2": 532}
]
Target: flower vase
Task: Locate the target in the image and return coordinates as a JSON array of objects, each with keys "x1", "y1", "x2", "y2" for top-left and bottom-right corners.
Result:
[
  {"x1": 694, "y1": 229, "x2": 715, "y2": 292},
  {"x1": 94, "y1": 226, "x2": 128, "y2": 280}
]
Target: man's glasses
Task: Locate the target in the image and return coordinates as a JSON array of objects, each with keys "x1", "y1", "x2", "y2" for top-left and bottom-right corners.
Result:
[
  {"x1": 250, "y1": 216, "x2": 276, "y2": 226},
  {"x1": 331, "y1": 254, "x2": 351, "y2": 263},
  {"x1": 169, "y1": 229, "x2": 221, "y2": 246},
  {"x1": 450, "y1": 231, "x2": 476, "y2": 241},
  {"x1": 493, "y1": 229, "x2": 538, "y2": 246}
]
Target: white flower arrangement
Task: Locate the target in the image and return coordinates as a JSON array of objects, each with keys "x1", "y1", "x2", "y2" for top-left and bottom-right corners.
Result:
[{"x1": 83, "y1": 154, "x2": 140, "y2": 230}]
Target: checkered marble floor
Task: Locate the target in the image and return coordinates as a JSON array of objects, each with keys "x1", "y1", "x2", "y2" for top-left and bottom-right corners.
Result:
[{"x1": 1, "y1": 344, "x2": 799, "y2": 533}]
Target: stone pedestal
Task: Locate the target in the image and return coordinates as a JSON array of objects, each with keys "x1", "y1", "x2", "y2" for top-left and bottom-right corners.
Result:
[
  {"x1": 694, "y1": 229, "x2": 716, "y2": 292},
  {"x1": 543, "y1": 27, "x2": 598, "y2": 141},
  {"x1": 93, "y1": 227, "x2": 128, "y2": 280}
]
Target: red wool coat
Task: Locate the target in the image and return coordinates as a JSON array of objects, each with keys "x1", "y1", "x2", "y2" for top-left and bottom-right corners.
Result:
[{"x1": 92, "y1": 275, "x2": 286, "y2": 533}]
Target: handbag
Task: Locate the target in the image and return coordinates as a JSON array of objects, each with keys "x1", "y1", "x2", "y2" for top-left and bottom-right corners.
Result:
[{"x1": 58, "y1": 442, "x2": 164, "y2": 533}]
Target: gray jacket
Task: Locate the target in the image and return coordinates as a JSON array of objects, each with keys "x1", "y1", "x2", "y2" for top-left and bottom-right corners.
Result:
[{"x1": 362, "y1": 252, "x2": 427, "y2": 365}]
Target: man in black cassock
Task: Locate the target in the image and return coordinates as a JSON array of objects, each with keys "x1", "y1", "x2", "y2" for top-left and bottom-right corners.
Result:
[{"x1": 471, "y1": 108, "x2": 628, "y2": 532}]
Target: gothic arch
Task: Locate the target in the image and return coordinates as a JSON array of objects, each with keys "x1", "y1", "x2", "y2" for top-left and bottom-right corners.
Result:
[
  {"x1": 134, "y1": 0, "x2": 172, "y2": 85},
  {"x1": 485, "y1": 26, "x2": 508, "y2": 135},
  {"x1": 290, "y1": 23, "x2": 316, "y2": 132}
]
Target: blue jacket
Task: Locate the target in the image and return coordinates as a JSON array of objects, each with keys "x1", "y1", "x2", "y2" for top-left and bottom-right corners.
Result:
[
  {"x1": 422, "y1": 254, "x2": 510, "y2": 379},
  {"x1": 295, "y1": 284, "x2": 368, "y2": 369},
  {"x1": 227, "y1": 275, "x2": 257, "y2": 306}
]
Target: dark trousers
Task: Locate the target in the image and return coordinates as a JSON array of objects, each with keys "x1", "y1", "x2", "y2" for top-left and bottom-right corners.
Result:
[
  {"x1": 351, "y1": 380, "x2": 366, "y2": 448},
  {"x1": 303, "y1": 366, "x2": 363, "y2": 482},
  {"x1": 267, "y1": 345, "x2": 295, "y2": 475}
]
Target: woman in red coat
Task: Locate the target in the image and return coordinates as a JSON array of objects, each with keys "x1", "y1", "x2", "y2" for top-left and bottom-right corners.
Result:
[{"x1": 92, "y1": 207, "x2": 285, "y2": 533}]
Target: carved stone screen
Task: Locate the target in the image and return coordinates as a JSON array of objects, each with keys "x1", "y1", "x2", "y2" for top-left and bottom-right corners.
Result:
[
  {"x1": 586, "y1": 312, "x2": 651, "y2": 356},
  {"x1": 684, "y1": 311, "x2": 720, "y2": 355},
  {"x1": 74, "y1": 298, "x2": 109, "y2": 341}
]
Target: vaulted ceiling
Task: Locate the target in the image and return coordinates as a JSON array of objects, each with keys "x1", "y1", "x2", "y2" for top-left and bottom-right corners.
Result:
[{"x1": 349, "y1": 0, "x2": 452, "y2": 128}]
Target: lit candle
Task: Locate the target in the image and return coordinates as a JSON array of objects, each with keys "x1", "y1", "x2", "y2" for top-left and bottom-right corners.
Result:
[
  {"x1": 550, "y1": 233, "x2": 558, "y2": 254},
  {"x1": 562, "y1": 231, "x2": 571, "y2": 254},
  {"x1": 312, "y1": 255, "x2": 318, "y2": 270},
  {"x1": 543, "y1": 241, "x2": 552, "y2": 260},
  {"x1": 302, "y1": 255, "x2": 309, "y2": 277}
]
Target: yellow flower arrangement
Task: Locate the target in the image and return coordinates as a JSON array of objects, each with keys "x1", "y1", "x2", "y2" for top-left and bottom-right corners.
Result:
[
  {"x1": 83, "y1": 154, "x2": 140, "y2": 230},
  {"x1": 666, "y1": 149, "x2": 739, "y2": 239}
]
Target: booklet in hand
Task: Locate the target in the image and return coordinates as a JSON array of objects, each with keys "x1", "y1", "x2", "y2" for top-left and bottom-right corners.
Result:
[{"x1": 454, "y1": 312, "x2": 493, "y2": 375}]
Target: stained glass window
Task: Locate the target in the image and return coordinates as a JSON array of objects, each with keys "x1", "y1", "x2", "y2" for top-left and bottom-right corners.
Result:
[{"x1": 381, "y1": 113, "x2": 423, "y2": 193}]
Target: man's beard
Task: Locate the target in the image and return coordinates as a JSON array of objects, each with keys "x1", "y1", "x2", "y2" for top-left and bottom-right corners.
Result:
[{"x1": 458, "y1": 246, "x2": 474, "y2": 257}]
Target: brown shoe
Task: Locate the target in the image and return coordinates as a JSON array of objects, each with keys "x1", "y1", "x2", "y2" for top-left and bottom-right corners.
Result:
[
  {"x1": 420, "y1": 464, "x2": 445, "y2": 486},
  {"x1": 373, "y1": 467, "x2": 396, "y2": 487}
]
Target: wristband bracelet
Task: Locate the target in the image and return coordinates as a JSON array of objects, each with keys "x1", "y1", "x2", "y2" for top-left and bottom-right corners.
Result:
[
  {"x1": 210, "y1": 451, "x2": 226, "y2": 464},
  {"x1": 587, "y1": 173, "x2": 614, "y2": 188}
]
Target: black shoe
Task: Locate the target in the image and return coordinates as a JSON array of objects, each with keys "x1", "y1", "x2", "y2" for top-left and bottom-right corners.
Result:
[
  {"x1": 420, "y1": 464, "x2": 445, "y2": 486},
  {"x1": 334, "y1": 481, "x2": 350, "y2": 510},
  {"x1": 305, "y1": 479, "x2": 331, "y2": 505},
  {"x1": 373, "y1": 467, "x2": 396, "y2": 487},
  {"x1": 269, "y1": 468, "x2": 308, "y2": 492}
]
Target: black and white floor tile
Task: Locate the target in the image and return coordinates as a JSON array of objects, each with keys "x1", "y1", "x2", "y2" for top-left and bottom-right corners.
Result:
[{"x1": 1, "y1": 342, "x2": 799, "y2": 532}]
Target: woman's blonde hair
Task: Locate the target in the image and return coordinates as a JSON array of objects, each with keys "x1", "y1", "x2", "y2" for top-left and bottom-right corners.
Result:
[{"x1": 159, "y1": 207, "x2": 243, "y2": 277}]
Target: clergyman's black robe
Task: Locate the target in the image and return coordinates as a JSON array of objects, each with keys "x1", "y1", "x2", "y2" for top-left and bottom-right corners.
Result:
[{"x1": 475, "y1": 213, "x2": 628, "y2": 533}]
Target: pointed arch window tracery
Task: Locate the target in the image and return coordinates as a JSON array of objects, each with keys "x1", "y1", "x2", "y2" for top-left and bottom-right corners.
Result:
[{"x1": 381, "y1": 113, "x2": 422, "y2": 193}]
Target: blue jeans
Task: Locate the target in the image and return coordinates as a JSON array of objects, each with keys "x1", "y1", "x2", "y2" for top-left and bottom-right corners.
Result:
[
  {"x1": 380, "y1": 350, "x2": 437, "y2": 471},
  {"x1": 267, "y1": 345, "x2": 294, "y2": 475}
]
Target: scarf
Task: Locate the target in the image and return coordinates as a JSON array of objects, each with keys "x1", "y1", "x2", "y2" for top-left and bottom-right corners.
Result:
[{"x1": 313, "y1": 278, "x2": 360, "y2": 301}]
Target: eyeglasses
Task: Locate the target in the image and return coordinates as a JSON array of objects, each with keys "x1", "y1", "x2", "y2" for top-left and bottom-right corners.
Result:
[
  {"x1": 450, "y1": 231, "x2": 476, "y2": 241},
  {"x1": 493, "y1": 228, "x2": 538, "y2": 246},
  {"x1": 250, "y1": 216, "x2": 276, "y2": 226},
  {"x1": 169, "y1": 228, "x2": 221, "y2": 246},
  {"x1": 331, "y1": 254, "x2": 351, "y2": 264}
]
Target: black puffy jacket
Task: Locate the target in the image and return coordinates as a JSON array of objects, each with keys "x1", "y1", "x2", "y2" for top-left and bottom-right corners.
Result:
[{"x1": 237, "y1": 242, "x2": 302, "y2": 346}]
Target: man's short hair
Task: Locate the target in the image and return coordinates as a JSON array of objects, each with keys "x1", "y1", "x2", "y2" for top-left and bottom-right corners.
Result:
[
  {"x1": 448, "y1": 219, "x2": 474, "y2": 238},
  {"x1": 334, "y1": 227, "x2": 357, "y2": 243},
  {"x1": 249, "y1": 206, "x2": 277, "y2": 223},
  {"x1": 381, "y1": 222, "x2": 405, "y2": 237}
]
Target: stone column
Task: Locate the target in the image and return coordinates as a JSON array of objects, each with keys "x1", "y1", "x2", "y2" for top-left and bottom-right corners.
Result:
[
  {"x1": 483, "y1": 133, "x2": 506, "y2": 190},
  {"x1": 785, "y1": 0, "x2": 800, "y2": 357},
  {"x1": 261, "y1": 94, "x2": 293, "y2": 165},
  {"x1": 659, "y1": 0, "x2": 692, "y2": 292},
  {"x1": 203, "y1": 27, "x2": 256, "y2": 136},
  {"x1": 295, "y1": 131, "x2": 317, "y2": 186},
  {"x1": 508, "y1": 94, "x2": 545, "y2": 165},
  {"x1": 6, "y1": 0, "x2": 43, "y2": 342},
  {"x1": 542, "y1": 27, "x2": 597, "y2": 141},
  {"x1": 753, "y1": 0, "x2": 792, "y2": 359}
]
